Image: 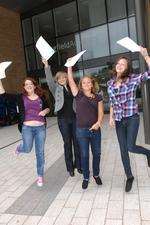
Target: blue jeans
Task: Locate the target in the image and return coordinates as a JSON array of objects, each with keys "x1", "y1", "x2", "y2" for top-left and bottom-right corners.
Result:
[
  {"x1": 58, "y1": 117, "x2": 81, "y2": 172},
  {"x1": 115, "y1": 114, "x2": 150, "y2": 178},
  {"x1": 18, "y1": 125, "x2": 46, "y2": 177},
  {"x1": 76, "y1": 128, "x2": 101, "y2": 180}
]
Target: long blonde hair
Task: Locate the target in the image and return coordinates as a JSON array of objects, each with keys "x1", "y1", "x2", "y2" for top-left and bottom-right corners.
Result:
[{"x1": 78, "y1": 75, "x2": 97, "y2": 94}]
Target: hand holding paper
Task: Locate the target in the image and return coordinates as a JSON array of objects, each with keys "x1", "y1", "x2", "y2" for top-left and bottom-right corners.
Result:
[
  {"x1": 0, "y1": 61, "x2": 12, "y2": 80},
  {"x1": 65, "y1": 50, "x2": 86, "y2": 67},
  {"x1": 117, "y1": 37, "x2": 140, "y2": 52},
  {"x1": 36, "y1": 36, "x2": 55, "y2": 60}
]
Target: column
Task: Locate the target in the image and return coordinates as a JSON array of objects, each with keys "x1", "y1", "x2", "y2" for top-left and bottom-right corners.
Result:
[{"x1": 135, "y1": 0, "x2": 150, "y2": 144}]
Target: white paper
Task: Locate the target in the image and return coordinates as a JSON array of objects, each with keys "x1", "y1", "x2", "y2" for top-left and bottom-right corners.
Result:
[
  {"x1": 36, "y1": 36, "x2": 55, "y2": 60},
  {"x1": 0, "y1": 61, "x2": 12, "y2": 79},
  {"x1": 64, "y1": 50, "x2": 86, "y2": 67},
  {"x1": 117, "y1": 37, "x2": 140, "y2": 52}
]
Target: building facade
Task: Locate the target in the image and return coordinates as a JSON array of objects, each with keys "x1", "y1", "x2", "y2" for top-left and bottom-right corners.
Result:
[{"x1": 21, "y1": 0, "x2": 139, "y2": 104}]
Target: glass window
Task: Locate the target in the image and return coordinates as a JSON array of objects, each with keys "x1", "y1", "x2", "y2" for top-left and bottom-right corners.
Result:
[
  {"x1": 32, "y1": 11, "x2": 55, "y2": 42},
  {"x1": 127, "y1": 0, "x2": 135, "y2": 16},
  {"x1": 109, "y1": 19, "x2": 128, "y2": 54},
  {"x1": 22, "y1": 19, "x2": 33, "y2": 45},
  {"x1": 80, "y1": 25, "x2": 109, "y2": 60},
  {"x1": 84, "y1": 65, "x2": 110, "y2": 109},
  {"x1": 54, "y1": 2, "x2": 78, "y2": 36},
  {"x1": 25, "y1": 46, "x2": 36, "y2": 71},
  {"x1": 132, "y1": 60, "x2": 140, "y2": 70},
  {"x1": 56, "y1": 33, "x2": 81, "y2": 66},
  {"x1": 106, "y1": 0, "x2": 126, "y2": 22},
  {"x1": 129, "y1": 17, "x2": 137, "y2": 42},
  {"x1": 74, "y1": 70, "x2": 84, "y2": 78},
  {"x1": 78, "y1": 0, "x2": 106, "y2": 30}
]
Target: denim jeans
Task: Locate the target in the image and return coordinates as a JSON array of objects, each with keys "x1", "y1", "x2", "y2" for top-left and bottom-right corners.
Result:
[
  {"x1": 115, "y1": 114, "x2": 150, "y2": 178},
  {"x1": 58, "y1": 117, "x2": 81, "y2": 172},
  {"x1": 76, "y1": 127, "x2": 101, "y2": 180},
  {"x1": 18, "y1": 125, "x2": 46, "y2": 177}
]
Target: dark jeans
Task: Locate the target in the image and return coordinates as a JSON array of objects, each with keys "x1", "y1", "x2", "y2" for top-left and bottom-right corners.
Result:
[
  {"x1": 76, "y1": 128, "x2": 101, "y2": 180},
  {"x1": 115, "y1": 114, "x2": 150, "y2": 178},
  {"x1": 58, "y1": 117, "x2": 81, "y2": 172}
]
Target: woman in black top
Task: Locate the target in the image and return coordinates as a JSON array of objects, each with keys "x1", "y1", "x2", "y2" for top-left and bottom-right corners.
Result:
[{"x1": 42, "y1": 59, "x2": 81, "y2": 177}]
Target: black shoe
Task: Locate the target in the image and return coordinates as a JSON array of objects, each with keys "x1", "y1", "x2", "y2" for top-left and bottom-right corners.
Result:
[
  {"x1": 82, "y1": 180, "x2": 89, "y2": 189},
  {"x1": 125, "y1": 177, "x2": 134, "y2": 192},
  {"x1": 69, "y1": 171, "x2": 74, "y2": 177},
  {"x1": 93, "y1": 176, "x2": 102, "y2": 185},
  {"x1": 77, "y1": 169, "x2": 82, "y2": 174},
  {"x1": 146, "y1": 155, "x2": 150, "y2": 167}
]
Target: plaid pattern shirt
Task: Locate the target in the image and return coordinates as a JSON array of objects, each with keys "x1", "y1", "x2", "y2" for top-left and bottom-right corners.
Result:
[{"x1": 107, "y1": 70, "x2": 150, "y2": 121}]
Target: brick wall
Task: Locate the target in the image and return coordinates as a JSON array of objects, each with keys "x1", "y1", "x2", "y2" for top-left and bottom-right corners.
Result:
[{"x1": 0, "y1": 6, "x2": 26, "y2": 93}]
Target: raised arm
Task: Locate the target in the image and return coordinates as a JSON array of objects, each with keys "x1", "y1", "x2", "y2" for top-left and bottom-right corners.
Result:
[
  {"x1": 67, "y1": 66, "x2": 79, "y2": 96},
  {"x1": 132, "y1": 47, "x2": 150, "y2": 83},
  {"x1": 140, "y1": 46, "x2": 150, "y2": 68},
  {"x1": 42, "y1": 58, "x2": 56, "y2": 97},
  {"x1": 0, "y1": 80, "x2": 5, "y2": 94}
]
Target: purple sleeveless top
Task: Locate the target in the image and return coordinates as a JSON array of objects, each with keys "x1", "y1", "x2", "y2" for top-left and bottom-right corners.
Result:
[{"x1": 23, "y1": 95, "x2": 45, "y2": 123}]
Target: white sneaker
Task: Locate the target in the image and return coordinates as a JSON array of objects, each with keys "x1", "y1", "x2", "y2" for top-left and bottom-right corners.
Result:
[{"x1": 36, "y1": 176, "x2": 43, "y2": 187}]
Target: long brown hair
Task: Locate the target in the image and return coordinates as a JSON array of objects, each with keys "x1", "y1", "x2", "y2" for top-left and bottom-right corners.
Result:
[
  {"x1": 112, "y1": 56, "x2": 132, "y2": 81},
  {"x1": 79, "y1": 75, "x2": 97, "y2": 94},
  {"x1": 22, "y1": 77, "x2": 44, "y2": 97}
]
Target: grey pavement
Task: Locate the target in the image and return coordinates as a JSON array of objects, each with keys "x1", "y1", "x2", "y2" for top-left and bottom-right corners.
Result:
[{"x1": 0, "y1": 115, "x2": 150, "y2": 225}]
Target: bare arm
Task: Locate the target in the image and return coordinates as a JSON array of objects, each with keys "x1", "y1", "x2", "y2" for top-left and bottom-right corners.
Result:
[
  {"x1": 140, "y1": 47, "x2": 150, "y2": 68},
  {"x1": 89, "y1": 101, "x2": 104, "y2": 130},
  {"x1": 98, "y1": 101, "x2": 104, "y2": 126},
  {"x1": 67, "y1": 67, "x2": 79, "y2": 96},
  {"x1": 0, "y1": 80, "x2": 5, "y2": 94},
  {"x1": 39, "y1": 108, "x2": 50, "y2": 116},
  {"x1": 109, "y1": 106, "x2": 115, "y2": 128}
]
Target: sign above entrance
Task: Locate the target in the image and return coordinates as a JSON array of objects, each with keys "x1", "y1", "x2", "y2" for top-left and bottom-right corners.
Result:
[{"x1": 36, "y1": 36, "x2": 55, "y2": 60}]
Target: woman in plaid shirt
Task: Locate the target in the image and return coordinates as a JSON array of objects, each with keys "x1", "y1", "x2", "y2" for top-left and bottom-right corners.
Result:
[{"x1": 108, "y1": 47, "x2": 150, "y2": 192}]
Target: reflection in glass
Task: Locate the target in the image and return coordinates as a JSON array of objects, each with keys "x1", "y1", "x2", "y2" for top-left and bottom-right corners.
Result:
[
  {"x1": 81, "y1": 25, "x2": 109, "y2": 60},
  {"x1": 106, "y1": 0, "x2": 126, "y2": 22},
  {"x1": 25, "y1": 46, "x2": 36, "y2": 71},
  {"x1": 32, "y1": 11, "x2": 54, "y2": 42},
  {"x1": 56, "y1": 33, "x2": 81, "y2": 66},
  {"x1": 54, "y1": 2, "x2": 78, "y2": 36},
  {"x1": 74, "y1": 70, "x2": 83, "y2": 78},
  {"x1": 127, "y1": 0, "x2": 135, "y2": 16},
  {"x1": 85, "y1": 65, "x2": 110, "y2": 110},
  {"x1": 109, "y1": 19, "x2": 128, "y2": 55},
  {"x1": 129, "y1": 17, "x2": 137, "y2": 42},
  {"x1": 78, "y1": 0, "x2": 106, "y2": 29},
  {"x1": 22, "y1": 19, "x2": 33, "y2": 45},
  {"x1": 132, "y1": 60, "x2": 140, "y2": 70}
]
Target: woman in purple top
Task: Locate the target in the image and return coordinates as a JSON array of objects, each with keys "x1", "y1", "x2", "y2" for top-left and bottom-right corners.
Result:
[
  {"x1": 16, "y1": 78, "x2": 50, "y2": 187},
  {"x1": 107, "y1": 47, "x2": 150, "y2": 192},
  {"x1": 67, "y1": 66, "x2": 104, "y2": 189}
]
